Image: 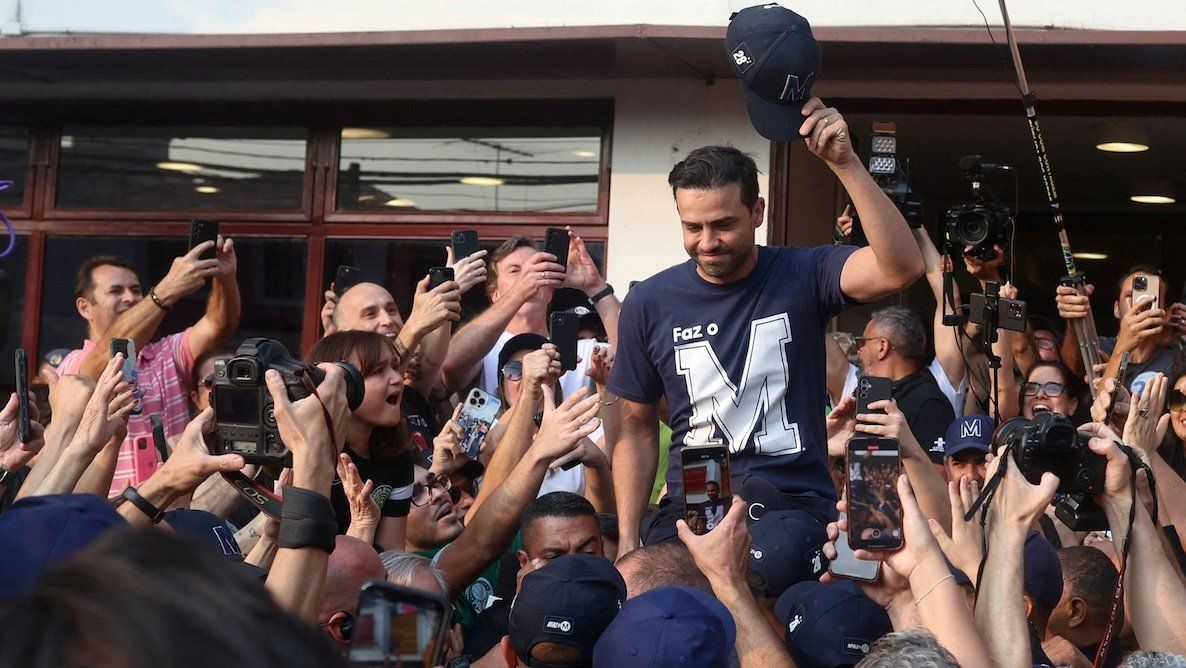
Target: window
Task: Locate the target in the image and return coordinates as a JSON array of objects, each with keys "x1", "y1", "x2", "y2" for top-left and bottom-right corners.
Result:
[
  {"x1": 56, "y1": 127, "x2": 307, "y2": 211},
  {"x1": 337, "y1": 127, "x2": 602, "y2": 213},
  {"x1": 0, "y1": 128, "x2": 29, "y2": 209},
  {"x1": 0, "y1": 235, "x2": 28, "y2": 396}
]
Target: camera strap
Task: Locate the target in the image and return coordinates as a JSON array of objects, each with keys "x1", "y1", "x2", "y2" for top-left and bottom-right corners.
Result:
[{"x1": 220, "y1": 470, "x2": 283, "y2": 520}]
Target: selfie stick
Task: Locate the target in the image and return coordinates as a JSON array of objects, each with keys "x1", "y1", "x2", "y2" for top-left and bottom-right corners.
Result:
[{"x1": 997, "y1": 0, "x2": 1103, "y2": 397}]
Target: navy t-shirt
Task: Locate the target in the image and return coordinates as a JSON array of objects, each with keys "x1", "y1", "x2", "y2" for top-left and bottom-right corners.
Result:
[{"x1": 608, "y1": 244, "x2": 858, "y2": 502}]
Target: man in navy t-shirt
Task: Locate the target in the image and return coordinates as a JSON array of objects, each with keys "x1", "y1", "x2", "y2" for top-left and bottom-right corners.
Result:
[{"x1": 607, "y1": 98, "x2": 925, "y2": 557}]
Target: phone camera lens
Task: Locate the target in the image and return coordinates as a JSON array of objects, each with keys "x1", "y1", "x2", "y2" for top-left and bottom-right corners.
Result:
[{"x1": 469, "y1": 398, "x2": 478, "y2": 405}]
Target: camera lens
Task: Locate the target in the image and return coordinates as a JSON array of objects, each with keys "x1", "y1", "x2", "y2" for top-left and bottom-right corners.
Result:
[
  {"x1": 958, "y1": 211, "x2": 989, "y2": 246},
  {"x1": 469, "y1": 397, "x2": 478, "y2": 405}
]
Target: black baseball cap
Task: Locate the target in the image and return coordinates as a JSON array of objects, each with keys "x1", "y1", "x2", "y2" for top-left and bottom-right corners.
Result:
[
  {"x1": 726, "y1": 3, "x2": 822, "y2": 141},
  {"x1": 747, "y1": 509, "x2": 828, "y2": 599},
  {"x1": 498, "y1": 333, "x2": 550, "y2": 376},
  {"x1": 776, "y1": 580, "x2": 892, "y2": 667},
  {"x1": 510, "y1": 553, "x2": 626, "y2": 668}
]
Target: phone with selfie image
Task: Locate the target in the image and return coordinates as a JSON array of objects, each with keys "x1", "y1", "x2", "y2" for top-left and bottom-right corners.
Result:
[
  {"x1": 427, "y1": 266, "x2": 454, "y2": 290},
  {"x1": 855, "y1": 375, "x2": 892, "y2": 417},
  {"x1": 458, "y1": 388, "x2": 500, "y2": 459},
  {"x1": 828, "y1": 512, "x2": 879, "y2": 582},
  {"x1": 681, "y1": 445, "x2": 731, "y2": 536},
  {"x1": 334, "y1": 265, "x2": 363, "y2": 296},
  {"x1": 846, "y1": 436, "x2": 903, "y2": 551},
  {"x1": 189, "y1": 219, "x2": 219, "y2": 260},
  {"x1": 1132, "y1": 274, "x2": 1161, "y2": 311},
  {"x1": 15, "y1": 349, "x2": 31, "y2": 444},
  {"x1": 549, "y1": 311, "x2": 579, "y2": 371},
  {"x1": 544, "y1": 227, "x2": 569, "y2": 269},
  {"x1": 349, "y1": 580, "x2": 450, "y2": 668},
  {"x1": 450, "y1": 229, "x2": 480, "y2": 259},
  {"x1": 109, "y1": 338, "x2": 142, "y2": 415}
]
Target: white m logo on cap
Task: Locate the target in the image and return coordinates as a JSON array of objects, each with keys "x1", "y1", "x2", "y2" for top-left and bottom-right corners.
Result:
[
  {"x1": 780, "y1": 72, "x2": 815, "y2": 102},
  {"x1": 960, "y1": 420, "x2": 982, "y2": 439}
]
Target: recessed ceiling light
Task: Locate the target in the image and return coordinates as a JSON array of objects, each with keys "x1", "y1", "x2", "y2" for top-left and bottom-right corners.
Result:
[
  {"x1": 459, "y1": 176, "x2": 505, "y2": 187},
  {"x1": 194, "y1": 186, "x2": 220, "y2": 194},
  {"x1": 384, "y1": 198, "x2": 416, "y2": 207},
  {"x1": 573, "y1": 150, "x2": 596, "y2": 158},
  {"x1": 1096, "y1": 142, "x2": 1149, "y2": 153},
  {"x1": 341, "y1": 127, "x2": 390, "y2": 140},
  {"x1": 158, "y1": 161, "x2": 203, "y2": 173},
  {"x1": 357, "y1": 194, "x2": 376, "y2": 202},
  {"x1": 1131, "y1": 194, "x2": 1175, "y2": 205},
  {"x1": 1072, "y1": 252, "x2": 1108, "y2": 260},
  {"x1": 1095, "y1": 123, "x2": 1150, "y2": 153}
]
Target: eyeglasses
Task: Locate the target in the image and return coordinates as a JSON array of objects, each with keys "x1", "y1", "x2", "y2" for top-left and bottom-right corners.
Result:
[
  {"x1": 411, "y1": 472, "x2": 459, "y2": 507},
  {"x1": 1169, "y1": 389, "x2": 1186, "y2": 413},
  {"x1": 1032, "y1": 337, "x2": 1058, "y2": 351},
  {"x1": 501, "y1": 360, "x2": 523, "y2": 381},
  {"x1": 1022, "y1": 381, "x2": 1066, "y2": 397}
]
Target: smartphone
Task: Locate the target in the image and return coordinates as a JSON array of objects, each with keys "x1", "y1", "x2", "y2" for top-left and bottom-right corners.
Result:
[
  {"x1": 458, "y1": 388, "x2": 500, "y2": 459},
  {"x1": 132, "y1": 435, "x2": 160, "y2": 483},
  {"x1": 15, "y1": 349, "x2": 31, "y2": 444},
  {"x1": 1106, "y1": 351, "x2": 1130, "y2": 424},
  {"x1": 1132, "y1": 274, "x2": 1161, "y2": 311},
  {"x1": 969, "y1": 292, "x2": 1028, "y2": 332},
  {"x1": 427, "y1": 266, "x2": 454, "y2": 291},
  {"x1": 544, "y1": 227, "x2": 569, "y2": 269},
  {"x1": 854, "y1": 375, "x2": 892, "y2": 416},
  {"x1": 549, "y1": 311, "x2": 579, "y2": 371},
  {"x1": 681, "y1": 446, "x2": 731, "y2": 535},
  {"x1": 828, "y1": 512, "x2": 879, "y2": 582},
  {"x1": 334, "y1": 265, "x2": 363, "y2": 296},
  {"x1": 151, "y1": 414, "x2": 169, "y2": 463},
  {"x1": 349, "y1": 579, "x2": 450, "y2": 668},
  {"x1": 846, "y1": 436, "x2": 903, "y2": 550},
  {"x1": 450, "y1": 229, "x2": 480, "y2": 259},
  {"x1": 110, "y1": 338, "x2": 142, "y2": 415},
  {"x1": 189, "y1": 219, "x2": 219, "y2": 260}
]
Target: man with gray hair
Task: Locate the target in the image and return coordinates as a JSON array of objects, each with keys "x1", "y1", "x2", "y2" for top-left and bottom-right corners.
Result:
[{"x1": 855, "y1": 306, "x2": 955, "y2": 464}]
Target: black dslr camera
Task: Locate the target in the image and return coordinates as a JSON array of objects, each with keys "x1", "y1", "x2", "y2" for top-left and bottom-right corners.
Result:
[
  {"x1": 944, "y1": 155, "x2": 1012, "y2": 261},
  {"x1": 213, "y1": 338, "x2": 365, "y2": 466},
  {"x1": 995, "y1": 412, "x2": 1108, "y2": 530}
]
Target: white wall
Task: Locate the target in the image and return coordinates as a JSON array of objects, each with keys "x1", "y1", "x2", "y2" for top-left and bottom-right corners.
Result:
[{"x1": 4, "y1": 0, "x2": 1184, "y2": 35}]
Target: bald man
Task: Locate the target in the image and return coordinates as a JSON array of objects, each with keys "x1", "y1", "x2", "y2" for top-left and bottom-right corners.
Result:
[{"x1": 318, "y1": 536, "x2": 387, "y2": 650}]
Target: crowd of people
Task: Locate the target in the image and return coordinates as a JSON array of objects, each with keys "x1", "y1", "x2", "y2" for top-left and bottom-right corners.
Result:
[{"x1": 2, "y1": 92, "x2": 1186, "y2": 668}]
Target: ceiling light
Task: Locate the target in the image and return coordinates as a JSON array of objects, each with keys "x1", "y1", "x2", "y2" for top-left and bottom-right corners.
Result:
[
  {"x1": 341, "y1": 127, "x2": 390, "y2": 140},
  {"x1": 459, "y1": 176, "x2": 505, "y2": 187},
  {"x1": 573, "y1": 150, "x2": 596, "y2": 158},
  {"x1": 1095, "y1": 123, "x2": 1150, "y2": 153},
  {"x1": 1130, "y1": 194, "x2": 1175, "y2": 205},
  {"x1": 194, "y1": 186, "x2": 220, "y2": 194},
  {"x1": 384, "y1": 198, "x2": 416, "y2": 207},
  {"x1": 357, "y1": 194, "x2": 376, "y2": 202},
  {"x1": 158, "y1": 161, "x2": 203, "y2": 173},
  {"x1": 1072, "y1": 252, "x2": 1108, "y2": 260},
  {"x1": 1131, "y1": 181, "x2": 1176, "y2": 205}
]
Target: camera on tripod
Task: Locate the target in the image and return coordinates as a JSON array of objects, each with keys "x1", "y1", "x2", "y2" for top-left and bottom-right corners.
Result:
[
  {"x1": 995, "y1": 412, "x2": 1108, "y2": 530},
  {"x1": 213, "y1": 338, "x2": 365, "y2": 466},
  {"x1": 944, "y1": 155, "x2": 1013, "y2": 261},
  {"x1": 843, "y1": 122, "x2": 923, "y2": 246}
]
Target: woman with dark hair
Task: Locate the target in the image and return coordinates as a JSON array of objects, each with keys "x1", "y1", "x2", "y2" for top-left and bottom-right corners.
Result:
[
  {"x1": 1019, "y1": 360, "x2": 1086, "y2": 422},
  {"x1": 308, "y1": 330, "x2": 413, "y2": 551}
]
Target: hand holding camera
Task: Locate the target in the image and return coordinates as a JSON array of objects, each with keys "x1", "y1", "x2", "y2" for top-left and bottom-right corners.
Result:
[{"x1": 151, "y1": 407, "x2": 246, "y2": 494}]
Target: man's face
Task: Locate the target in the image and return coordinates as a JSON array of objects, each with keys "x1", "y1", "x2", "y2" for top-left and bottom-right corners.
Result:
[
  {"x1": 337, "y1": 283, "x2": 403, "y2": 337},
  {"x1": 944, "y1": 450, "x2": 987, "y2": 486},
  {"x1": 78, "y1": 264, "x2": 142, "y2": 335},
  {"x1": 675, "y1": 183, "x2": 764, "y2": 284},
  {"x1": 705, "y1": 482, "x2": 720, "y2": 501},
  {"x1": 856, "y1": 322, "x2": 889, "y2": 374},
  {"x1": 520, "y1": 515, "x2": 604, "y2": 565},
  {"x1": 405, "y1": 466, "x2": 464, "y2": 550},
  {"x1": 492, "y1": 246, "x2": 551, "y2": 305}
]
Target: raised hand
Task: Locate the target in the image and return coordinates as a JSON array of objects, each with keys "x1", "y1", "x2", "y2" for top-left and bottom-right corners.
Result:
[
  {"x1": 429, "y1": 403, "x2": 466, "y2": 475},
  {"x1": 561, "y1": 227, "x2": 607, "y2": 296},
  {"x1": 212, "y1": 235, "x2": 238, "y2": 280},
  {"x1": 984, "y1": 449, "x2": 1059, "y2": 533},
  {"x1": 154, "y1": 242, "x2": 221, "y2": 305},
  {"x1": 73, "y1": 354, "x2": 135, "y2": 455},
  {"x1": 320, "y1": 286, "x2": 339, "y2": 336},
  {"x1": 264, "y1": 363, "x2": 351, "y2": 477},
  {"x1": 1055, "y1": 283, "x2": 1094, "y2": 321},
  {"x1": 826, "y1": 395, "x2": 856, "y2": 458},
  {"x1": 531, "y1": 385, "x2": 601, "y2": 464},
  {"x1": 963, "y1": 245, "x2": 1005, "y2": 283},
  {"x1": 855, "y1": 399, "x2": 923, "y2": 454},
  {"x1": 585, "y1": 345, "x2": 614, "y2": 388},
  {"x1": 506, "y1": 251, "x2": 566, "y2": 304},
  {"x1": 445, "y1": 245, "x2": 489, "y2": 295},
  {"x1": 1090, "y1": 376, "x2": 1130, "y2": 429},
  {"x1": 404, "y1": 275, "x2": 462, "y2": 339},
  {"x1": 154, "y1": 407, "x2": 246, "y2": 492},
  {"x1": 338, "y1": 453, "x2": 380, "y2": 542},
  {"x1": 929, "y1": 475, "x2": 985, "y2": 585},
  {"x1": 522, "y1": 344, "x2": 562, "y2": 392},
  {"x1": 1124, "y1": 372, "x2": 1169, "y2": 454},
  {"x1": 1116, "y1": 296, "x2": 1167, "y2": 351},
  {"x1": 677, "y1": 496, "x2": 751, "y2": 586},
  {"x1": 0, "y1": 392, "x2": 45, "y2": 473},
  {"x1": 799, "y1": 97, "x2": 856, "y2": 167}
]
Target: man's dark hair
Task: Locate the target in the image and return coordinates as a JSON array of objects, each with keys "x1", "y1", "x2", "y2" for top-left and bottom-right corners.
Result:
[
  {"x1": 0, "y1": 529, "x2": 344, "y2": 667},
  {"x1": 191, "y1": 346, "x2": 236, "y2": 394},
  {"x1": 1058, "y1": 546, "x2": 1119, "y2": 627},
  {"x1": 74, "y1": 255, "x2": 137, "y2": 301},
  {"x1": 521, "y1": 492, "x2": 596, "y2": 546},
  {"x1": 596, "y1": 512, "x2": 619, "y2": 542},
  {"x1": 615, "y1": 542, "x2": 711, "y2": 597},
  {"x1": 487, "y1": 235, "x2": 538, "y2": 299},
  {"x1": 667, "y1": 146, "x2": 761, "y2": 211},
  {"x1": 1118, "y1": 264, "x2": 1162, "y2": 295}
]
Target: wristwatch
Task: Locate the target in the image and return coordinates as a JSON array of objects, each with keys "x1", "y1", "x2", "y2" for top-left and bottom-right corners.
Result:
[
  {"x1": 589, "y1": 284, "x2": 614, "y2": 304},
  {"x1": 0, "y1": 466, "x2": 12, "y2": 486},
  {"x1": 120, "y1": 486, "x2": 165, "y2": 524}
]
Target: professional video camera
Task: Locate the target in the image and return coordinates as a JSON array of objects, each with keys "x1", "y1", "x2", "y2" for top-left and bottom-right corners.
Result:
[
  {"x1": 995, "y1": 412, "x2": 1108, "y2": 530},
  {"x1": 944, "y1": 155, "x2": 1012, "y2": 261},
  {"x1": 842, "y1": 122, "x2": 923, "y2": 246},
  {"x1": 213, "y1": 338, "x2": 364, "y2": 466}
]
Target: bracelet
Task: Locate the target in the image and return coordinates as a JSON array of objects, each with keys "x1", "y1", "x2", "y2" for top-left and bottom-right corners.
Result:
[
  {"x1": 149, "y1": 288, "x2": 170, "y2": 311},
  {"x1": 913, "y1": 574, "x2": 954, "y2": 606},
  {"x1": 589, "y1": 284, "x2": 615, "y2": 304},
  {"x1": 599, "y1": 394, "x2": 619, "y2": 407},
  {"x1": 277, "y1": 486, "x2": 338, "y2": 553},
  {"x1": 121, "y1": 486, "x2": 165, "y2": 524}
]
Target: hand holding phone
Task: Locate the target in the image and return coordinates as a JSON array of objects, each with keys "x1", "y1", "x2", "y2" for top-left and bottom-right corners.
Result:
[
  {"x1": 827, "y1": 512, "x2": 879, "y2": 582},
  {"x1": 457, "y1": 388, "x2": 500, "y2": 459},
  {"x1": 855, "y1": 376, "x2": 892, "y2": 417},
  {"x1": 1132, "y1": 274, "x2": 1161, "y2": 311},
  {"x1": 450, "y1": 229, "x2": 480, "y2": 259},
  {"x1": 846, "y1": 436, "x2": 902, "y2": 551},
  {"x1": 189, "y1": 219, "x2": 220, "y2": 260},
  {"x1": 334, "y1": 265, "x2": 363, "y2": 296},
  {"x1": 15, "y1": 349, "x2": 31, "y2": 444},
  {"x1": 548, "y1": 311, "x2": 579, "y2": 371},
  {"x1": 544, "y1": 227, "x2": 570, "y2": 269},
  {"x1": 682, "y1": 445, "x2": 731, "y2": 536},
  {"x1": 427, "y1": 266, "x2": 455, "y2": 291},
  {"x1": 110, "y1": 338, "x2": 143, "y2": 415}
]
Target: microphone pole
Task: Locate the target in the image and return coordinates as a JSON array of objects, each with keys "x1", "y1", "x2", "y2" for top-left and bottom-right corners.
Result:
[{"x1": 997, "y1": 0, "x2": 1103, "y2": 397}]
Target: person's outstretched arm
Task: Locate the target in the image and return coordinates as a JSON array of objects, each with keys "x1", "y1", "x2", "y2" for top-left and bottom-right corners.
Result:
[
  {"x1": 187, "y1": 236, "x2": 241, "y2": 359},
  {"x1": 913, "y1": 228, "x2": 965, "y2": 389},
  {"x1": 611, "y1": 399, "x2": 659, "y2": 559}
]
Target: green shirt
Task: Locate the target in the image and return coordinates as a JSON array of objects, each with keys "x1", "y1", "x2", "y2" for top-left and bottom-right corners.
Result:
[{"x1": 416, "y1": 532, "x2": 523, "y2": 631}]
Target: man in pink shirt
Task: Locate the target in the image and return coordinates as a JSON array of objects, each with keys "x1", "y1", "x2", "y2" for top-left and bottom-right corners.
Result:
[{"x1": 57, "y1": 237, "x2": 240, "y2": 496}]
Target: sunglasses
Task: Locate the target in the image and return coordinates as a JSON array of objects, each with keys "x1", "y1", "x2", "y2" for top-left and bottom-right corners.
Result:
[
  {"x1": 501, "y1": 360, "x2": 523, "y2": 381},
  {"x1": 850, "y1": 336, "x2": 890, "y2": 353},
  {"x1": 411, "y1": 472, "x2": 460, "y2": 507},
  {"x1": 1032, "y1": 337, "x2": 1057, "y2": 351},
  {"x1": 1022, "y1": 381, "x2": 1066, "y2": 397},
  {"x1": 200, "y1": 373, "x2": 214, "y2": 389},
  {"x1": 1169, "y1": 389, "x2": 1186, "y2": 413}
]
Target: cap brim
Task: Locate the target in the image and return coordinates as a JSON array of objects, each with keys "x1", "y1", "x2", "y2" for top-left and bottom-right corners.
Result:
[
  {"x1": 743, "y1": 87, "x2": 805, "y2": 142},
  {"x1": 944, "y1": 442, "x2": 990, "y2": 459}
]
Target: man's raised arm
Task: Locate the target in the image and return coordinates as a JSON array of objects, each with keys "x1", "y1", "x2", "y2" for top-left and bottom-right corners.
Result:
[
  {"x1": 611, "y1": 398, "x2": 660, "y2": 559},
  {"x1": 187, "y1": 236, "x2": 241, "y2": 359}
]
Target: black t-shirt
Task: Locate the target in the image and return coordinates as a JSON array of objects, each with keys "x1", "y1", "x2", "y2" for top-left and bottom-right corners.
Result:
[
  {"x1": 892, "y1": 371, "x2": 956, "y2": 464},
  {"x1": 402, "y1": 388, "x2": 439, "y2": 459},
  {"x1": 330, "y1": 445, "x2": 414, "y2": 535}
]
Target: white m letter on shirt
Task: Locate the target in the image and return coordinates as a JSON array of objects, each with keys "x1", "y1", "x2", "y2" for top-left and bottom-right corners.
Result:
[{"x1": 675, "y1": 314, "x2": 802, "y2": 456}]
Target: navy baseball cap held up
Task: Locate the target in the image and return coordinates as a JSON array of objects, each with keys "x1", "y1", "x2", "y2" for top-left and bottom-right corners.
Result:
[
  {"x1": 594, "y1": 585, "x2": 736, "y2": 668},
  {"x1": 726, "y1": 3, "x2": 822, "y2": 141}
]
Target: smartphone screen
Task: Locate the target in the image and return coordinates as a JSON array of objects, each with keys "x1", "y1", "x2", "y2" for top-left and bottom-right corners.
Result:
[
  {"x1": 548, "y1": 311, "x2": 579, "y2": 371},
  {"x1": 349, "y1": 580, "x2": 450, "y2": 668},
  {"x1": 450, "y1": 229, "x2": 480, "y2": 259},
  {"x1": 15, "y1": 349, "x2": 31, "y2": 443},
  {"x1": 846, "y1": 436, "x2": 902, "y2": 550},
  {"x1": 855, "y1": 375, "x2": 892, "y2": 416},
  {"x1": 544, "y1": 227, "x2": 569, "y2": 269},
  {"x1": 427, "y1": 266, "x2": 454, "y2": 291},
  {"x1": 110, "y1": 338, "x2": 143, "y2": 415},
  {"x1": 682, "y1": 445, "x2": 731, "y2": 536},
  {"x1": 334, "y1": 265, "x2": 363, "y2": 296},
  {"x1": 458, "y1": 388, "x2": 500, "y2": 459},
  {"x1": 828, "y1": 512, "x2": 879, "y2": 582},
  {"x1": 189, "y1": 219, "x2": 219, "y2": 260}
]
